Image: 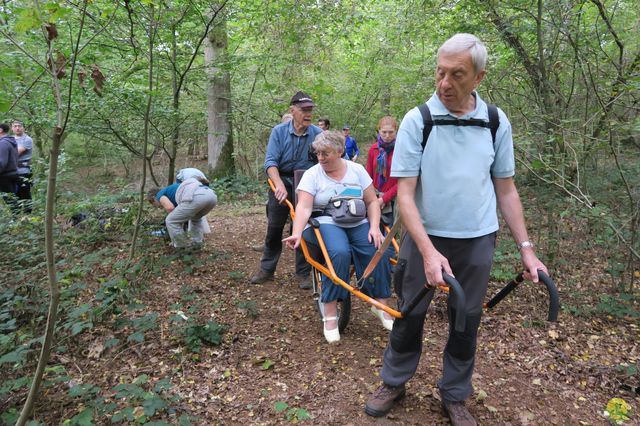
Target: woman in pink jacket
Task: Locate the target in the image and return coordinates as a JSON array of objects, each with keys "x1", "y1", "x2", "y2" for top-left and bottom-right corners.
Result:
[{"x1": 365, "y1": 116, "x2": 398, "y2": 223}]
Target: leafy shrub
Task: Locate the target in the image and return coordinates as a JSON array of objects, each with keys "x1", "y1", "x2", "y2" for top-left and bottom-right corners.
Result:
[
  {"x1": 274, "y1": 401, "x2": 312, "y2": 422},
  {"x1": 210, "y1": 174, "x2": 263, "y2": 201},
  {"x1": 184, "y1": 320, "x2": 225, "y2": 353}
]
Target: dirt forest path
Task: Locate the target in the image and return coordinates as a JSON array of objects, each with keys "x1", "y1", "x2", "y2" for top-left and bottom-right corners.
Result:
[{"x1": 122, "y1": 202, "x2": 638, "y2": 425}]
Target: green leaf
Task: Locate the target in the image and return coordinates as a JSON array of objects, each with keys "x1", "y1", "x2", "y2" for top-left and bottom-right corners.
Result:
[
  {"x1": 71, "y1": 320, "x2": 93, "y2": 336},
  {"x1": 0, "y1": 347, "x2": 29, "y2": 364},
  {"x1": 127, "y1": 331, "x2": 145, "y2": 343},
  {"x1": 261, "y1": 359, "x2": 274, "y2": 370},
  {"x1": 274, "y1": 401, "x2": 288, "y2": 412},
  {"x1": 15, "y1": 8, "x2": 42, "y2": 32},
  {"x1": 111, "y1": 406, "x2": 135, "y2": 423},
  {"x1": 133, "y1": 374, "x2": 149, "y2": 385},
  {"x1": 1, "y1": 409, "x2": 18, "y2": 426},
  {"x1": 104, "y1": 338, "x2": 120, "y2": 349},
  {"x1": 293, "y1": 408, "x2": 311, "y2": 420},
  {"x1": 178, "y1": 414, "x2": 193, "y2": 426},
  {"x1": 113, "y1": 383, "x2": 145, "y2": 399},
  {"x1": 153, "y1": 378, "x2": 172, "y2": 393},
  {"x1": 68, "y1": 407, "x2": 93, "y2": 425},
  {"x1": 142, "y1": 396, "x2": 167, "y2": 416},
  {"x1": 530, "y1": 159, "x2": 544, "y2": 170},
  {"x1": 68, "y1": 383, "x2": 100, "y2": 398}
]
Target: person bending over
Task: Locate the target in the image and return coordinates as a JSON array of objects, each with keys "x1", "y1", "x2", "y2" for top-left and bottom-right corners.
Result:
[{"x1": 148, "y1": 175, "x2": 217, "y2": 250}]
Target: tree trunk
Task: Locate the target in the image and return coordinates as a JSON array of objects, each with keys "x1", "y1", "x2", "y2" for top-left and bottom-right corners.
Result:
[
  {"x1": 16, "y1": 128, "x2": 63, "y2": 426},
  {"x1": 205, "y1": 17, "x2": 234, "y2": 177},
  {"x1": 129, "y1": 6, "x2": 157, "y2": 262},
  {"x1": 168, "y1": 23, "x2": 179, "y2": 185},
  {"x1": 17, "y1": 1, "x2": 91, "y2": 417}
]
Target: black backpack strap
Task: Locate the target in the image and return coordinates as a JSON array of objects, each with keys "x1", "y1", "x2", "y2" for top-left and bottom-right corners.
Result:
[
  {"x1": 417, "y1": 103, "x2": 432, "y2": 151},
  {"x1": 487, "y1": 104, "x2": 499, "y2": 144},
  {"x1": 418, "y1": 102, "x2": 500, "y2": 149}
]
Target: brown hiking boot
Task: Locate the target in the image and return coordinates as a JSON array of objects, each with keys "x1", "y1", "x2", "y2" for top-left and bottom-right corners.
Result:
[
  {"x1": 442, "y1": 400, "x2": 477, "y2": 426},
  {"x1": 364, "y1": 383, "x2": 406, "y2": 417},
  {"x1": 250, "y1": 269, "x2": 274, "y2": 284},
  {"x1": 296, "y1": 274, "x2": 311, "y2": 289}
]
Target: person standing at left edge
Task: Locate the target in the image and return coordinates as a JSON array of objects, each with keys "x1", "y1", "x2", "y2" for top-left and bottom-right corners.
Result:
[
  {"x1": 0, "y1": 123, "x2": 19, "y2": 211},
  {"x1": 250, "y1": 91, "x2": 323, "y2": 289},
  {"x1": 365, "y1": 33, "x2": 547, "y2": 425},
  {"x1": 12, "y1": 121, "x2": 33, "y2": 213}
]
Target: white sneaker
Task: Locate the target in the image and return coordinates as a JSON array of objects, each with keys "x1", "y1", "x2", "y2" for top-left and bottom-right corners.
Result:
[
  {"x1": 371, "y1": 306, "x2": 394, "y2": 331},
  {"x1": 322, "y1": 316, "x2": 340, "y2": 343}
]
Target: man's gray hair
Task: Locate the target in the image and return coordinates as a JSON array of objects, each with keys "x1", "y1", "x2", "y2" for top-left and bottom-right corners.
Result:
[
  {"x1": 312, "y1": 130, "x2": 345, "y2": 154},
  {"x1": 438, "y1": 33, "x2": 488, "y2": 74}
]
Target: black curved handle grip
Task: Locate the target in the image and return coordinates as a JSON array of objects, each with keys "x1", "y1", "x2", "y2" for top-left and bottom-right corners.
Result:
[
  {"x1": 486, "y1": 270, "x2": 559, "y2": 322},
  {"x1": 443, "y1": 273, "x2": 467, "y2": 332},
  {"x1": 400, "y1": 273, "x2": 467, "y2": 332},
  {"x1": 538, "y1": 270, "x2": 559, "y2": 322},
  {"x1": 486, "y1": 272, "x2": 524, "y2": 309}
]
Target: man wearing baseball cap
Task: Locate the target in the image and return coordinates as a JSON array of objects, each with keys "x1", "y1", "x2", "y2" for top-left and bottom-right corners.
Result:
[
  {"x1": 250, "y1": 91, "x2": 323, "y2": 289},
  {"x1": 343, "y1": 125, "x2": 359, "y2": 161}
]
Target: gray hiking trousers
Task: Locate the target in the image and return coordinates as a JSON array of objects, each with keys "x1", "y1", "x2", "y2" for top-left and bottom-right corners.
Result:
[
  {"x1": 380, "y1": 232, "x2": 496, "y2": 403},
  {"x1": 166, "y1": 187, "x2": 217, "y2": 248}
]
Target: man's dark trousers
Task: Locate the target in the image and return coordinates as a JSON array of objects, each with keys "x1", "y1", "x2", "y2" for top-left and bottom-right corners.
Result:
[
  {"x1": 16, "y1": 172, "x2": 32, "y2": 213},
  {"x1": 380, "y1": 232, "x2": 496, "y2": 403},
  {"x1": 260, "y1": 183, "x2": 310, "y2": 277}
]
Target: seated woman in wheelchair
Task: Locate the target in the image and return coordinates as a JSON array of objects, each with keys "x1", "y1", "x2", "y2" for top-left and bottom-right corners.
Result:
[{"x1": 283, "y1": 131, "x2": 394, "y2": 344}]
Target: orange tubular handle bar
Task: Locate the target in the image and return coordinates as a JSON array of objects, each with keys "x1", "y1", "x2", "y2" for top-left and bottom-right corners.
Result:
[{"x1": 266, "y1": 178, "x2": 461, "y2": 322}]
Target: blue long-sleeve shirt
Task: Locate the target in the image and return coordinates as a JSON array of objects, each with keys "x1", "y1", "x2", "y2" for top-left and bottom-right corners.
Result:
[
  {"x1": 264, "y1": 121, "x2": 323, "y2": 178},
  {"x1": 156, "y1": 183, "x2": 180, "y2": 206},
  {"x1": 345, "y1": 136, "x2": 359, "y2": 160}
]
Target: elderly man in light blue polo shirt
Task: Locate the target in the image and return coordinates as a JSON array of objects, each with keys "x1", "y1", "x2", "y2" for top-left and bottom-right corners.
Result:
[
  {"x1": 250, "y1": 91, "x2": 323, "y2": 289},
  {"x1": 365, "y1": 34, "x2": 548, "y2": 426}
]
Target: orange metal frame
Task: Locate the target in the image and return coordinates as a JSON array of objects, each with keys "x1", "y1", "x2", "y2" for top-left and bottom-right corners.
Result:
[{"x1": 268, "y1": 178, "x2": 430, "y2": 319}]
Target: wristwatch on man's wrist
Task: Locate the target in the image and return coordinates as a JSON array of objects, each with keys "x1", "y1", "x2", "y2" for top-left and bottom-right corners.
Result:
[{"x1": 517, "y1": 240, "x2": 534, "y2": 251}]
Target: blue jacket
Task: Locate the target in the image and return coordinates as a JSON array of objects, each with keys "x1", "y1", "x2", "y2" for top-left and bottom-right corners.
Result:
[
  {"x1": 264, "y1": 121, "x2": 323, "y2": 179},
  {"x1": 345, "y1": 136, "x2": 359, "y2": 160}
]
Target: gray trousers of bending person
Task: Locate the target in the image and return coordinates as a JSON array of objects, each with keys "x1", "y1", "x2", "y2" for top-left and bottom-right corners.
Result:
[
  {"x1": 166, "y1": 187, "x2": 217, "y2": 248},
  {"x1": 260, "y1": 182, "x2": 310, "y2": 277},
  {"x1": 380, "y1": 232, "x2": 496, "y2": 403}
]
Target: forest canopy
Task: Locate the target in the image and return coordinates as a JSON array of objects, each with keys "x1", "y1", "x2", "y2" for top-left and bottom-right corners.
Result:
[{"x1": 0, "y1": 0, "x2": 638, "y2": 424}]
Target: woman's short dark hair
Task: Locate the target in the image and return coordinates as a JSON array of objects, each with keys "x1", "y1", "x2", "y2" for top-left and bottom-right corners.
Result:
[
  {"x1": 318, "y1": 117, "x2": 330, "y2": 128},
  {"x1": 146, "y1": 187, "x2": 160, "y2": 203}
]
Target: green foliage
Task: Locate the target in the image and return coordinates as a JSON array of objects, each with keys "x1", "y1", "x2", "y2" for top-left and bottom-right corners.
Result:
[
  {"x1": 274, "y1": 401, "x2": 312, "y2": 422},
  {"x1": 228, "y1": 271, "x2": 245, "y2": 281},
  {"x1": 114, "y1": 312, "x2": 159, "y2": 344},
  {"x1": 64, "y1": 376, "x2": 182, "y2": 424},
  {"x1": 211, "y1": 175, "x2": 263, "y2": 201},
  {"x1": 563, "y1": 291, "x2": 639, "y2": 320},
  {"x1": 183, "y1": 320, "x2": 226, "y2": 353},
  {"x1": 0, "y1": 187, "x2": 174, "y2": 420},
  {"x1": 236, "y1": 300, "x2": 259, "y2": 319},
  {"x1": 491, "y1": 237, "x2": 521, "y2": 282},
  {"x1": 595, "y1": 294, "x2": 639, "y2": 319},
  {"x1": 0, "y1": 0, "x2": 638, "y2": 421}
]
